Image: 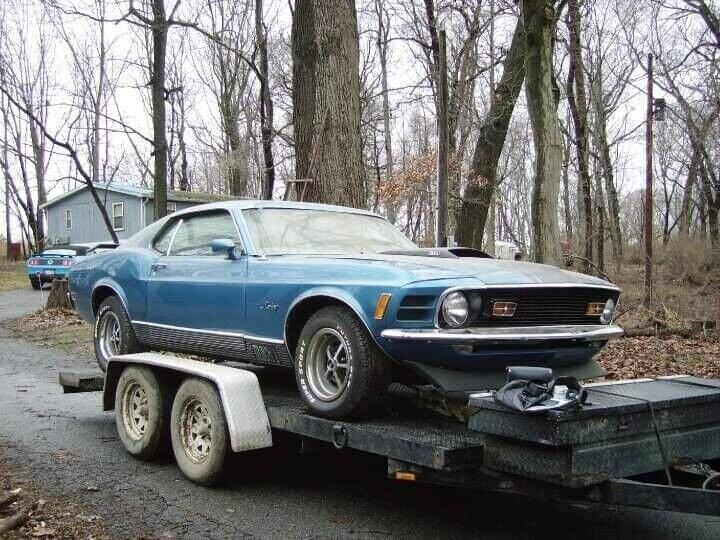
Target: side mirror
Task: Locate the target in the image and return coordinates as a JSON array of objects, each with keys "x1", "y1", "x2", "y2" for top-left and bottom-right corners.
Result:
[{"x1": 209, "y1": 238, "x2": 241, "y2": 260}]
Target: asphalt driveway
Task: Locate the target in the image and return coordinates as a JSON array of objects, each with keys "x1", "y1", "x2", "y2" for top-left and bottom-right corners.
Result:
[{"x1": 0, "y1": 288, "x2": 719, "y2": 538}]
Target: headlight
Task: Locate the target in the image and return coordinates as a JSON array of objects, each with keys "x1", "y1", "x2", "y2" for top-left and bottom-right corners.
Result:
[
  {"x1": 441, "y1": 291, "x2": 470, "y2": 328},
  {"x1": 600, "y1": 298, "x2": 616, "y2": 324}
]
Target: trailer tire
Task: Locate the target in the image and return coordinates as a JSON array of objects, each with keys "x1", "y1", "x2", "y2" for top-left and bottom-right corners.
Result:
[
  {"x1": 115, "y1": 366, "x2": 170, "y2": 461},
  {"x1": 295, "y1": 306, "x2": 391, "y2": 419},
  {"x1": 171, "y1": 378, "x2": 231, "y2": 486}
]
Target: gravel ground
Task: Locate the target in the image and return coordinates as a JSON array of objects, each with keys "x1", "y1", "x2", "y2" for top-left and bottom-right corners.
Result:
[{"x1": 1, "y1": 288, "x2": 720, "y2": 539}]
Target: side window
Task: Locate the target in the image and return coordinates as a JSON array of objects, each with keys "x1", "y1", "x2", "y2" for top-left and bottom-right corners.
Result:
[
  {"x1": 153, "y1": 220, "x2": 179, "y2": 255},
  {"x1": 112, "y1": 202, "x2": 125, "y2": 231},
  {"x1": 169, "y1": 212, "x2": 241, "y2": 256}
]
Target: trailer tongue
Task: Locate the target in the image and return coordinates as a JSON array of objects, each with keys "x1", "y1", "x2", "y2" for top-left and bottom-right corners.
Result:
[{"x1": 59, "y1": 354, "x2": 720, "y2": 516}]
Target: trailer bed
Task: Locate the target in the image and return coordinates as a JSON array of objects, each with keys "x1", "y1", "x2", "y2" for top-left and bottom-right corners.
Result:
[{"x1": 58, "y1": 364, "x2": 720, "y2": 516}]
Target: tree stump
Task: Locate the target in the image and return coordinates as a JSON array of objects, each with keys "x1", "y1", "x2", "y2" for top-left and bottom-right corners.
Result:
[{"x1": 46, "y1": 279, "x2": 72, "y2": 310}]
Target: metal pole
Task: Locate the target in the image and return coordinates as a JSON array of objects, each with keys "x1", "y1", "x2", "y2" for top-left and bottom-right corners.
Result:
[
  {"x1": 436, "y1": 29, "x2": 449, "y2": 248},
  {"x1": 643, "y1": 53, "x2": 654, "y2": 307}
]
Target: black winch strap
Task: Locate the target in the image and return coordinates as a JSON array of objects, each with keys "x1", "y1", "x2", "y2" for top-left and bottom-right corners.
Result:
[{"x1": 589, "y1": 387, "x2": 673, "y2": 486}]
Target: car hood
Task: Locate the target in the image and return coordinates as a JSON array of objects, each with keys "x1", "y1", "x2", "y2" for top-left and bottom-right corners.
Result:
[{"x1": 328, "y1": 253, "x2": 618, "y2": 289}]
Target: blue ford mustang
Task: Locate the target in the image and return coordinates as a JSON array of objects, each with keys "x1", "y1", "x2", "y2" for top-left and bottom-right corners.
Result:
[{"x1": 69, "y1": 201, "x2": 622, "y2": 418}]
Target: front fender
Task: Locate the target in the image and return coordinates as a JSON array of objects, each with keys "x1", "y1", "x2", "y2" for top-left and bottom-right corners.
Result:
[{"x1": 287, "y1": 286, "x2": 375, "y2": 331}]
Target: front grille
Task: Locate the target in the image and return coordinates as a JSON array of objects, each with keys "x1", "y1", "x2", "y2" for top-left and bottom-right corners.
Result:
[
  {"x1": 397, "y1": 295, "x2": 435, "y2": 321},
  {"x1": 466, "y1": 287, "x2": 618, "y2": 327}
]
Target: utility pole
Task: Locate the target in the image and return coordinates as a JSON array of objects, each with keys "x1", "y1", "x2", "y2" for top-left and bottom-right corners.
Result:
[
  {"x1": 436, "y1": 29, "x2": 449, "y2": 248},
  {"x1": 643, "y1": 53, "x2": 654, "y2": 307}
]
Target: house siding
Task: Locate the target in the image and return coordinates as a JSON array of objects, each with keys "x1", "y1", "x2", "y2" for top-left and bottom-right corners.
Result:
[
  {"x1": 46, "y1": 189, "x2": 145, "y2": 244},
  {"x1": 45, "y1": 187, "x2": 211, "y2": 244}
]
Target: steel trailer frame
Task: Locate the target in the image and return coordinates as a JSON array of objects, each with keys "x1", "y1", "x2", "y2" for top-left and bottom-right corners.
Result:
[{"x1": 59, "y1": 353, "x2": 720, "y2": 517}]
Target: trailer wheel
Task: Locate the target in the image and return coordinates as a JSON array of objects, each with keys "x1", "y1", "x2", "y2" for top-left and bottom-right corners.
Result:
[
  {"x1": 171, "y1": 378, "x2": 231, "y2": 486},
  {"x1": 115, "y1": 366, "x2": 170, "y2": 461},
  {"x1": 295, "y1": 306, "x2": 391, "y2": 419}
]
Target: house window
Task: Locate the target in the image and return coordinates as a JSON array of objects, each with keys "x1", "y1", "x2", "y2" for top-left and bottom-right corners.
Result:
[
  {"x1": 167, "y1": 202, "x2": 177, "y2": 214},
  {"x1": 65, "y1": 209, "x2": 72, "y2": 229},
  {"x1": 112, "y1": 202, "x2": 125, "y2": 231}
]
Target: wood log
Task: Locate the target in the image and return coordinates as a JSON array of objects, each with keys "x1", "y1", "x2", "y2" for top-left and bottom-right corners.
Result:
[
  {"x1": 46, "y1": 279, "x2": 72, "y2": 310},
  {"x1": 0, "y1": 491, "x2": 19, "y2": 511},
  {"x1": 0, "y1": 510, "x2": 29, "y2": 534}
]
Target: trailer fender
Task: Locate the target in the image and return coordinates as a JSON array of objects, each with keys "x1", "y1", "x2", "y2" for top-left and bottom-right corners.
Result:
[{"x1": 104, "y1": 353, "x2": 272, "y2": 453}]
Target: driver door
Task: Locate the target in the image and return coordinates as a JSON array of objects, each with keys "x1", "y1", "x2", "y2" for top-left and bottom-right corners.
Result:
[{"x1": 146, "y1": 210, "x2": 246, "y2": 335}]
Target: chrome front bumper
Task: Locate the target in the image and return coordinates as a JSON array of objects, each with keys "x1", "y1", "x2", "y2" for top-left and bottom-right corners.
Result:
[{"x1": 380, "y1": 324, "x2": 624, "y2": 344}]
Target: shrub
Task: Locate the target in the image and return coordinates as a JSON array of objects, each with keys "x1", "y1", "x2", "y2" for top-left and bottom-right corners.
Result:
[{"x1": 662, "y1": 238, "x2": 712, "y2": 285}]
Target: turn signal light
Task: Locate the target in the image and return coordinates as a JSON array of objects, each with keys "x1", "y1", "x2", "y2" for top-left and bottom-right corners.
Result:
[
  {"x1": 394, "y1": 471, "x2": 417, "y2": 482},
  {"x1": 374, "y1": 293, "x2": 392, "y2": 320},
  {"x1": 492, "y1": 301, "x2": 517, "y2": 317}
]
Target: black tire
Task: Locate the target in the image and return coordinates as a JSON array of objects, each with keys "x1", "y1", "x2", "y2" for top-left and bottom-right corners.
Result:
[
  {"x1": 295, "y1": 306, "x2": 391, "y2": 419},
  {"x1": 115, "y1": 366, "x2": 170, "y2": 460},
  {"x1": 30, "y1": 277, "x2": 41, "y2": 290},
  {"x1": 94, "y1": 296, "x2": 143, "y2": 372},
  {"x1": 170, "y1": 378, "x2": 231, "y2": 486}
]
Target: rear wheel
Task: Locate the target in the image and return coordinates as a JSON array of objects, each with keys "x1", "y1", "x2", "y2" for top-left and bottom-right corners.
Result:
[
  {"x1": 94, "y1": 296, "x2": 143, "y2": 371},
  {"x1": 114, "y1": 366, "x2": 170, "y2": 460},
  {"x1": 170, "y1": 378, "x2": 231, "y2": 486},
  {"x1": 295, "y1": 306, "x2": 391, "y2": 419},
  {"x1": 29, "y1": 277, "x2": 41, "y2": 290}
]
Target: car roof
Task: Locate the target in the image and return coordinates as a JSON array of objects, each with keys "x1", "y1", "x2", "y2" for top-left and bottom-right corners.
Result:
[{"x1": 168, "y1": 200, "x2": 383, "y2": 220}]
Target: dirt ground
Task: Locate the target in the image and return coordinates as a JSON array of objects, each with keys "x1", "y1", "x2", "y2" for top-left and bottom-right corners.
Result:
[{"x1": 0, "y1": 445, "x2": 108, "y2": 539}]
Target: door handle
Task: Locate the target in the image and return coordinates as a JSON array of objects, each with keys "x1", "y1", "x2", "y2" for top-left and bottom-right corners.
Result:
[{"x1": 151, "y1": 263, "x2": 168, "y2": 272}]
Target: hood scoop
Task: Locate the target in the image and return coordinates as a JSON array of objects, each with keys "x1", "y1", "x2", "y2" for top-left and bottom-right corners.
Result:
[{"x1": 380, "y1": 247, "x2": 493, "y2": 259}]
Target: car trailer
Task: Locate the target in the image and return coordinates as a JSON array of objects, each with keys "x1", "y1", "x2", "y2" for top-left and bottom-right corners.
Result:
[{"x1": 59, "y1": 353, "x2": 720, "y2": 516}]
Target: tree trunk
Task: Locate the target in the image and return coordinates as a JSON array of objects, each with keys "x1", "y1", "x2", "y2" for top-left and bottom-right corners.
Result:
[
  {"x1": 456, "y1": 18, "x2": 526, "y2": 248},
  {"x1": 292, "y1": 0, "x2": 365, "y2": 207},
  {"x1": 46, "y1": 279, "x2": 72, "y2": 310},
  {"x1": 524, "y1": 0, "x2": 563, "y2": 265},
  {"x1": 257, "y1": 0, "x2": 276, "y2": 200},
  {"x1": 561, "y1": 134, "x2": 573, "y2": 242},
  {"x1": 151, "y1": 0, "x2": 168, "y2": 219},
  {"x1": 678, "y1": 148, "x2": 699, "y2": 237},
  {"x1": 375, "y1": 0, "x2": 395, "y2": 222},
  {"x1": 566, "y1": 0, "x2": 593, "y2": 272},
  {"x1": 591, "y1": 60, "x2": 622, "y2": 261},
  {"x1": 224, "y1": 109, "x2": 247, "y2": 196}
]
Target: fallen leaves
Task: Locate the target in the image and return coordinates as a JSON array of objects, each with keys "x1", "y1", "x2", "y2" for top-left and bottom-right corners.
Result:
[{"x1": 599, "y1": 335, "x2": 720, "y2": 380}]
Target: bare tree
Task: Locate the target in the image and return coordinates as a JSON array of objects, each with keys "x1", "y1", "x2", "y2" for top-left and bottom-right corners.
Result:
[
  {"x1": 565, "y1": 0, "x2": 593, "y2": 271},
  {"x1": 524, "y1": 0, "x2": 563, "y2": 265},
  {"x1": 456, "y1": 15, "x2": 526, "y2": 249}
]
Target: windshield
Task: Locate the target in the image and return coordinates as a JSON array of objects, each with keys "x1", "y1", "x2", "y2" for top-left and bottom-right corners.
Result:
[{"x1": 243, "y1": 208, "x2": 417, "y2": 255}]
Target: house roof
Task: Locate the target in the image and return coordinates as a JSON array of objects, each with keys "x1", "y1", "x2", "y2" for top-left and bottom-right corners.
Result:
[{"x1": 39, "y1": 182, "x2": 238, "y2": 209}]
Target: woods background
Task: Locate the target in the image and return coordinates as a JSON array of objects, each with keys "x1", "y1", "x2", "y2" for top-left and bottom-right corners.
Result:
[{"x1": 0, "y1": 0, "x2": 718, "y2": 292}]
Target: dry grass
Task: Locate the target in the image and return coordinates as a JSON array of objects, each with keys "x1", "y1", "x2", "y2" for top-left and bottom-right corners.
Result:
[
  {"x1": 611, "y1": 262, "x2": 720, "y2": 331},
  {"x1": 0, "y1": 261, "x2": 28, "y2": 293},
  {"x1": 4, "y1": 309, "x2": 93, "y2": 358}
]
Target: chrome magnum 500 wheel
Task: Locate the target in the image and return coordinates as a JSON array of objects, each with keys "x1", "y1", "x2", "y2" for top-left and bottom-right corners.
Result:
[
  {"x1": 93, "y1": 296, "x2": 143, "y2": 371},
  {"x1": 114, "y1": 366, "x2": 170, "y2": 460},
  {"x1": 295, "y1": 306, "x2": 391, "y2": 419},
  {"x1": 171, "y1": 378, "x2": 231, "y2": 486}
]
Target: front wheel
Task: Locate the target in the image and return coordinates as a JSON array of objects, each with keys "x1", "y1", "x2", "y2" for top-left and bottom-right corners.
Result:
[
  {"x1": 94, "y1": 296, "x2": 143, "y2": 371},
  {"x1": 295, "y1": 306, "x2": 391, "y2": 419}
]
